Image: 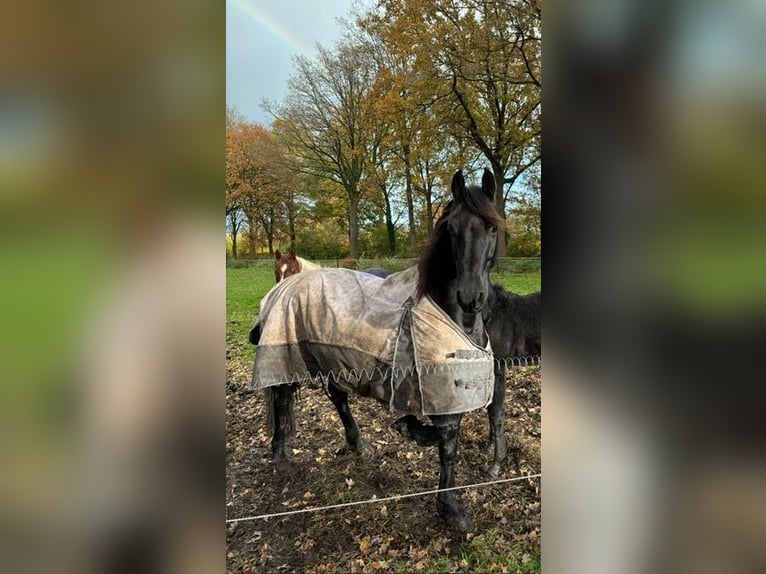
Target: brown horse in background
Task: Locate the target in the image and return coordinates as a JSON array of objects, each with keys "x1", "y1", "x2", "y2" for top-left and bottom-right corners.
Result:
[{"x1": 273, "y1": 249, "x2": 321, "y2": 283}]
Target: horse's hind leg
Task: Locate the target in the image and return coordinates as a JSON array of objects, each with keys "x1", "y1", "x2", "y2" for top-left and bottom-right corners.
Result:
[
  {"x1": 267, "y1": 384, "x2": 297, "y2": 465},
  {"x1": 392, "y1": 415, "x2": 440, "y2": 446},
  {"x1": 487, "y1": 367, "x2": 508, "y2": 479},
  {"x1": 326, "y1": 382, "x2": 374, "y2": 455},
  {"x1": 431, "y1": 413, "x2": 474, "y2": 532}
]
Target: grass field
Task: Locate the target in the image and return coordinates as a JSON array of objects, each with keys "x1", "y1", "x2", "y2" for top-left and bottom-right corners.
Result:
[
  {"x1": 226, "y1": 266, "x2": 275, "y2": 375},
  {"x1": 226, "y1": 264, "x2": 541, "y2": 385}
]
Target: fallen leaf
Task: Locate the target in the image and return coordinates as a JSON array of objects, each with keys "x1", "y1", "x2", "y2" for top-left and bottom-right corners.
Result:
[{"x1": 359, "y1": 535, "x2": 371, "y2": 552}]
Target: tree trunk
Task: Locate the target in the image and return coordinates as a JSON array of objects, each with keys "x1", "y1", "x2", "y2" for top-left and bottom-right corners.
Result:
[
  {"x1": 348, "y1": 193, "x2": 360, "y2": 258},
  {"x1": 425, "y1": 183, "x2": 435, "y2": 234},
  {"x1": 288, "y1": 214, "x2": 296, "y2": 251},
  {"x1": 260, "y1": 208, "x2": 276, "y2": 257},
  {"x1": 266, "y1": 215, "x2": 274, "y2": 256},
  {"x1": 493, "y1": 167, "x2": 508, "y2": 258},
  {"x1": 227, "y1": 210, "x2": 240, "y2": 259},
  {"x1": 403, "y1": 146, "x2": 417, "y2": 255},
  {"x1": 248, "y1": 226, "x2": 257, "y2": 257},
  {"x1": 383, "y1": 189, "x2": 396, "y2": 256},
  {"x1": 287, "y1": 190, "x2": 297, "y2": 251},
  {"x1": 243, "y1": 212, "x2": 257, "y2": 257}
]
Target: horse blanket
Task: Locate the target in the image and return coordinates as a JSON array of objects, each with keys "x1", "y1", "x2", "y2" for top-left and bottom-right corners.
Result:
[{"x1": 251, "y1": 266, "x2": 494, "y2": 416}]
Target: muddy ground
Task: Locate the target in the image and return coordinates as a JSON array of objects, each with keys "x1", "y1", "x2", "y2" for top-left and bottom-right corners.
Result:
[{"x1": 226, "y1": 366, "x2": 540, "y2": 573}]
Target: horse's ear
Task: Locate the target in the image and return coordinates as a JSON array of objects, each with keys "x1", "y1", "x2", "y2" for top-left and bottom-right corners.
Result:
[
  {"x1": 275, "y1": 249, "x2": 282, "y2": 260},
  {"x1": 288, "y1": 250, "x2": 297, "y2": 259},
  {"x1": 481, "y1": 168, "x2": 496, "y2": 200},
  {"x1": 451, "y1": 170, "x2": 465, "y2": 200}
]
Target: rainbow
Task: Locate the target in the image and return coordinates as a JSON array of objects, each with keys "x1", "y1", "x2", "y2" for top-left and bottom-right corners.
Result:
[{"x1": 227, "y1": 0, "x2": 314, "y2": 56}]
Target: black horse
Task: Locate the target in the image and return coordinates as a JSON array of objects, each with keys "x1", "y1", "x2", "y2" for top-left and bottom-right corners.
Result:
[
  {"x1": 483, "y1": 285, "x2": 541, "y2": 478},
  {"x1": 359, "y1": 267, "x2": 392, "y2": 278},
  {"x1": 253, "y1": 168, "x2": 503, "y2": 532}
]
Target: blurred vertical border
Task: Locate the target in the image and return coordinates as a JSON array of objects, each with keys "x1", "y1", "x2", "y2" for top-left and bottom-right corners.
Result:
[
  {"x1": 0, "y1": 2, "x2": 224, "y2": 573},
  {"x1": 544, "y1": 0, "x2": 766, "y2": 572}
]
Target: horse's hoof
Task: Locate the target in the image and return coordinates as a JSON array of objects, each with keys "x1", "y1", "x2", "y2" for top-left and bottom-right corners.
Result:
[
  {"x1": 336, "y1": 441, "x2": 375, "y2": 457},
  {"x1": 437, "y1": 501, "x2": 475, "y2": 533},
  {"x1": 440, "y1": 508, "x2": 475, "y2": 533},
  {"x1": 356, "y1": 440, "x2": 376, "y2": 457},
  {"x1": 271, "y1": 455, "x2": 290, "y2": 472},
  {"x1": 486, "y1": 462, "x2": 501, "y2": 480},
  {"x1": 391, "y1": 415, "x2": 416, "y2": 440},
  {"x1": 452, "y1": 514, "x2": 475, "y2": 533}
]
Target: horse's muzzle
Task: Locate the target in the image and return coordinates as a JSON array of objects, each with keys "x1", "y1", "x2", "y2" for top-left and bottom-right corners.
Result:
[{"x1": 457, "y1": 290, "x2": 486, "y2": 314}]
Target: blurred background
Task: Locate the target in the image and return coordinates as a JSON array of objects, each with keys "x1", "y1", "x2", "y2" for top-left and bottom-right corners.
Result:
[
  {"x1": 0, "y1": 0, "x2": 764, "y2": 573},
  {"x1": 544, "y1": 0, "x2": 766, "y2": 572},
  {"x1": 0, "y1": 2, "x2": 224, "y2": 573}
]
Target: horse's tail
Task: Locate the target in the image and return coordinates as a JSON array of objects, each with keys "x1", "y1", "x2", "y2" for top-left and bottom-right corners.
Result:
[
  {"x1": 249, "y1": 320, "x2": 261, "y2": 345},
  {"x1": 265, "y1": 385, "x2": 296, "y2": 437}
]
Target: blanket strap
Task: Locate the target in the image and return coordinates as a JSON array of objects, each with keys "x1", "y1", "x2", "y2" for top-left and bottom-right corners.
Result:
[{"x1": 389, "y1": 297, "x2": 414, "y2": 412}]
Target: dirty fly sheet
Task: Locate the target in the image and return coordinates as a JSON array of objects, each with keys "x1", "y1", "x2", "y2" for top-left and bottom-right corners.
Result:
[{"x1": 251, "y1": 267, "x2": 494, "y2": 416}]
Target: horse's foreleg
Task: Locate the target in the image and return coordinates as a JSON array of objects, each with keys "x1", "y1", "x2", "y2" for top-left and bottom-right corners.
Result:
[
  {"x1": 327, "y1": 382, "x2": 374, "y2": 455},
  {"x1": 487, "y1": 367, "x2": 507, "y2": 479},
  {"x1": 268, "y1": 384, "x2": 297, "y2": 465},
  {"x1": 431, "y1": 414, "x2": 474, "y2": 532}
]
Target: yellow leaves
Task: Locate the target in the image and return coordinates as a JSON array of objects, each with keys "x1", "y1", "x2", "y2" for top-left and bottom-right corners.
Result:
[{"x1": 359, "y1": 535, "x2": 371, "y2": 552}]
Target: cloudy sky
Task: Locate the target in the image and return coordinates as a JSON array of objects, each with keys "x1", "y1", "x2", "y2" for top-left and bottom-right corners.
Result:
[{"x1": 226, "y1": 0, "x2": 358, "y2": 125}]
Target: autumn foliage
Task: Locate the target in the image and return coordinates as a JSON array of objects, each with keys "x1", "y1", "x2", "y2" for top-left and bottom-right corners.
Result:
[{"x1": 226, "y1": 0, "x2": 541, "y2": 259}]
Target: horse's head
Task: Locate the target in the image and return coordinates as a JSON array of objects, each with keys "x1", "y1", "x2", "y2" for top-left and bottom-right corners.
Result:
[
  {"x1": 448, "y1": 169, "x2": 501, "y2": 315},
  {"x1": 274, "y1": 249, "x2": 300, "y2": 283},
  {"x1": 418, "y1": 168, "x2": 504, "y2": 334}
]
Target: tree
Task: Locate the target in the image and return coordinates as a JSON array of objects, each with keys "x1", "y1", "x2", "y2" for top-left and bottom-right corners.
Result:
[
  {"x1": 226, "y1": 107, "x2": 245, "y2": 257},
  {"x1": 226, "y1": 206, "x2": 244, "y2": 258},
  {"x1": 226, "y1": 113, "x2": 289, "y2": 256},
  {"x1": 365, "y1": 138, "x2": 398, "y2": 255},
  {"x1": 360, "y1": 0, "x2": 541, "y2": 256},
  {"x1": 266, "y1": 39, "x2": 378, "y2": 258}
]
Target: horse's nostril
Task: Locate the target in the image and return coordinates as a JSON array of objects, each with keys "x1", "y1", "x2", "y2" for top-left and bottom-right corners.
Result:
[{"x1": 458, "y1": 290, "x2": 486, "y2": 313}]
